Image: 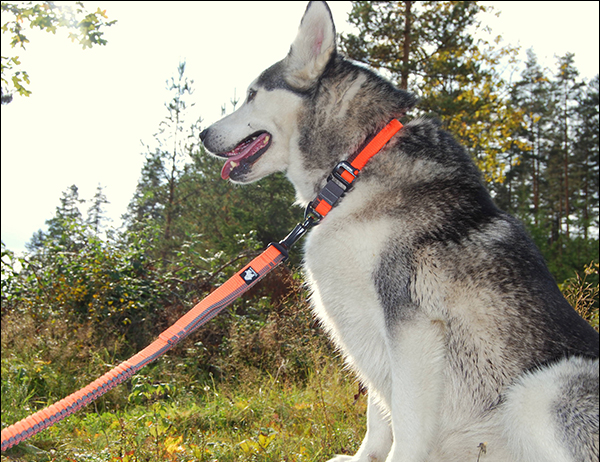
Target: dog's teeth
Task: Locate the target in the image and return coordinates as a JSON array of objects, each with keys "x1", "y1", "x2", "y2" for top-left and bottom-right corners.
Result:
[
  {"x1": 264, "y1": 135, "x2": 270, "y2": 144},
  {"x1": 230, "y1": 161, "x2": 239, "y2": 168}
]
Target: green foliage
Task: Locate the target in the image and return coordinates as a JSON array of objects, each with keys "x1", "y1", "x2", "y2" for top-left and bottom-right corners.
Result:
[
  {"x1": 2, "y1": 272, "x2": 366, "y2": 461},
  {"x1": 0, "y1": 55, "x2": 30, "y2": 101},
  {"x1": 176, "y1": 155, "x2": 302, "y2": 260},
  {"x1": 1, "y1": 1, "x2": 116, "y2": 103},
  {"x1": 497, "y1": 53, "x2": 599, "y2": 279},
  {"x1": 3, "y1": 187, "x2": 170, "y2": 354}
]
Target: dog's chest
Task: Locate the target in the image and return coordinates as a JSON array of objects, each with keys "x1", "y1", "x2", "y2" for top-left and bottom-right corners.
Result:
[{"x1": 302, "y1": 215, "x2": 396, "y2": 378}]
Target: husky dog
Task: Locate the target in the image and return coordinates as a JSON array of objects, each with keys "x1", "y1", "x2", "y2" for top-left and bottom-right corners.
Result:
[{"x1": 200, "y1": 2, "x2": 599, "y2": 461}]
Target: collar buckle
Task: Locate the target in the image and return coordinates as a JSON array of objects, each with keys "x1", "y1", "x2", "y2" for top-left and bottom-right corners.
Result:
[
  {"x1": 330, "y1": 161, "x2": 359, "y2": 189},
  {"x1": 307, "y1": 160, "x2": 358, "y2": 219},
  {"x1": 280, "y1": 119, "x2": 403, "y2": 249}
]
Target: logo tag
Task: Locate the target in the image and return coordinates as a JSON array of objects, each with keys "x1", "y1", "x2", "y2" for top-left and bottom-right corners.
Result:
[{"x1": 241, "y1": 267, "x2": 260, "y2": 285}]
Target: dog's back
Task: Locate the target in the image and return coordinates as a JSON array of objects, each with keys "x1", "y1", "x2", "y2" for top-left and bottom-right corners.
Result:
[{"x1": 370, "y1": 116, "x2": 598, "y2": 366}]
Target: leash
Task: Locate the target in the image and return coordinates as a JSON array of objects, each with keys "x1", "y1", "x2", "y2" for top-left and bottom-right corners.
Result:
[{"x1": 1, "y1": 119, "x2": 402, "y2": 452}]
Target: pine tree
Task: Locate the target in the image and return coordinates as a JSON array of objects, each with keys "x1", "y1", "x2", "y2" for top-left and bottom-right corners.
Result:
[
  {"x1": 552, "y1": 53, "x2": 585, "y2": 239},
  {"x1": 27, "y1": 184, "x2": 85, "y2": 253},
  {"x1": 500, "y1": 49, "x2": 554, "y2": 224},
  {"x1": 87, "y1": 184, "x2": 110, "y2": 235},
  {"x1": 158, "y1": 62, "x2": 203, "y2": 251},
  {"x1": 572, "y1": 75, "x2": 599, "y2": 240},
  {"x1": 125, "y1": 62, "x2": 203, "y2": 265},
  {"x1": 502, "y1": 54, "x2": 598, "y2": 281}
]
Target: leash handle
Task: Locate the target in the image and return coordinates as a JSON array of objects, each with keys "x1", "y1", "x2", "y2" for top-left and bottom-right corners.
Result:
[{"x1": 1, "y1": 244, "x2": 286, "y2": 452}]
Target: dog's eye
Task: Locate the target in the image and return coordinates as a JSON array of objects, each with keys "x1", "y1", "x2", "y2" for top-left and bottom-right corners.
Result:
[{"x1": 247, "y1": 89, "x2": 257, "y2": 103}]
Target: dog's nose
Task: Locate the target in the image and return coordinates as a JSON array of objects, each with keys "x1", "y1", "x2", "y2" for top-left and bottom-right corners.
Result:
[{"x1": 199, "y1": 128, "x2": 208, "y2": 142}]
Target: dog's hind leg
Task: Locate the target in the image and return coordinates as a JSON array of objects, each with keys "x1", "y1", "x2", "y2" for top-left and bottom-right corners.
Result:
[{"x1": 501, "y1": 357, "x2": 599, "y2": 462}]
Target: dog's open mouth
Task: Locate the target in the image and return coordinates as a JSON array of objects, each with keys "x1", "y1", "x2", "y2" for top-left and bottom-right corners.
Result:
[{"x1": 219, "y1": 131, "x2": 272, "y2": 180}]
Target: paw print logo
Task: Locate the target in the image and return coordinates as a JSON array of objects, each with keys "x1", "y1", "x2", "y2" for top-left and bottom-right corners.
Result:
[{"x1": 241, "y1": 267, "x2": 259, "y2": 285}]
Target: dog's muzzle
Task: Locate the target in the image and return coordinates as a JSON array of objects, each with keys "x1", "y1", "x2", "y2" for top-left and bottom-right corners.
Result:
[{"x1": 201, "y1": 129, "x2": 272, "y2": 180}]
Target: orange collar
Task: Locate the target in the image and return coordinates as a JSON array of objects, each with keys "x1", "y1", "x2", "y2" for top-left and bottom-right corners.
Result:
[
  {"x1": 278, "y1": 119, "x2": 403, "y2": 252},
  {"x1": 309, "y1": 119, "x2": 403, "y2": 218}
]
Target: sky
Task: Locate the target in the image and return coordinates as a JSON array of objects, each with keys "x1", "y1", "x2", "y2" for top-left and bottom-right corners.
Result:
[{"x1": 1, "y1": 1, "x2": 599, "y2": 255}]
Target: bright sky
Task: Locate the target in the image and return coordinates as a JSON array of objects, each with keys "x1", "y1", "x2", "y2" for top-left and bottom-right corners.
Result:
[{"x1": 2, "y1": 1, "x2": 599, "y2": 255}]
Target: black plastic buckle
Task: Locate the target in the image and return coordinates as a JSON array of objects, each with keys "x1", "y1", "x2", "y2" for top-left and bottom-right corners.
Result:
[
  {"x1": 330, "y1": 161, "x2": 358, "y2": 189},
  {"x1": 276, "y1": 162, "x2": 359, "y2": 253},
  {"x1": 310, "y1": 161, "x2": 358, "y2": 214}
]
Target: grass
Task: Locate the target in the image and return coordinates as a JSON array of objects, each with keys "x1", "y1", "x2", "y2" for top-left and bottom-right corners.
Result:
[
  {"x1": 3, "y1": 368, "x2": 365, "y2": 461},
  {"x1": 1, "y1": 298, "x2": 367, "y2": 462}
]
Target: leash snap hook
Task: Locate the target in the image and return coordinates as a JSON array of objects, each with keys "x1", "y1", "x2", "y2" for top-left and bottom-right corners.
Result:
[{"x1": 278, "y1": 215, "x2": 318, "y2": 251}]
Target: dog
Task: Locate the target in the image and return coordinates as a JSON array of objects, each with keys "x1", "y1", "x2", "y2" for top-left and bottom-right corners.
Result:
[{"x1": 200, "y1": 2, "x2": 599, "y2": 460}]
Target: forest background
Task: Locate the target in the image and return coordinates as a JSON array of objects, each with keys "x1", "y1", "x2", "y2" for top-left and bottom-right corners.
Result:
[{"x1": 1, "y1": 1, "x2": 599, "y2": 461}]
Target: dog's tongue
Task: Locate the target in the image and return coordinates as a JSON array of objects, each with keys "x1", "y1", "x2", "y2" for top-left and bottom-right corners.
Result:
[{"x1": 221, "y1": 133, "x2": 270, "y2": 180}]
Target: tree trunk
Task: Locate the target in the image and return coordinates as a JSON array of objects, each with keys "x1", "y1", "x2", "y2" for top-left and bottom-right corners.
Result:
[
  {"x1": 563, "y1": 103, "x2": 570, "y2": 239},
  {"x1": 400, "y1": 1, "x2": 412, "y2": 90}
]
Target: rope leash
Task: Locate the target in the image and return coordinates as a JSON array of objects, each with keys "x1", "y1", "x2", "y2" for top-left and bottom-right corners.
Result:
[{"x1": 1, "y1": 119, "x2": 402, "y2": 452}]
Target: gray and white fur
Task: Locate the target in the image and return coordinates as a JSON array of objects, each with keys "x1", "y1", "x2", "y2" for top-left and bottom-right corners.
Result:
[{"x1": 200, "y1": 2, "x2": 599, "y2": 461}]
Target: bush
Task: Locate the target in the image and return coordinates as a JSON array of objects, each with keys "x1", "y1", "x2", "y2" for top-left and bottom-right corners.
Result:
[{"x1": 560, "y1": 261, "x2": 599, "y2": 331}]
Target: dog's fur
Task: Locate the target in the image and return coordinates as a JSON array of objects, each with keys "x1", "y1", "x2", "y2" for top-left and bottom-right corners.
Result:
[{"x1": 200, "y1": 2, "x2": 599, "y2": 460}]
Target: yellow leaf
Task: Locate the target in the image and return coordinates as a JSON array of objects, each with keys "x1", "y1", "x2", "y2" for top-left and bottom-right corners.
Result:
[
  {"x1": 239, "y1": 439, "x2": 259, "y2": 454},
  {"x1": 258, "y1": 432, "x2": 277, "y2": 448},
  {"x1": 163, "y1": 435, "x2": 184, "y2": 454}
]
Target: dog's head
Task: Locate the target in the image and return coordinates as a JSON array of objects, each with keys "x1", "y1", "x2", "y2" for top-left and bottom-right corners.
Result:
[
  {"x1": 200, "y1": 1, "x2": 336, "y2": 184},
  {"x1": 201, "y1": 1, "x2": 416, "y2": 204}
]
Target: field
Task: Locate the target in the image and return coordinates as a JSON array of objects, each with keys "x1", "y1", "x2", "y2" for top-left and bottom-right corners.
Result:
[{"x1": 1, "y1": 279, "x2": 367, "y2": 462}]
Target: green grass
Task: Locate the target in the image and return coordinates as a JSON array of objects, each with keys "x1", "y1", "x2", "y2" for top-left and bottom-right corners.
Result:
[
  {"x1": 2, "y1": 358, "x2": 366, "y2": 461},
  {"x1": 1, "y1": 304, "x2": 366, "y2": 462}
]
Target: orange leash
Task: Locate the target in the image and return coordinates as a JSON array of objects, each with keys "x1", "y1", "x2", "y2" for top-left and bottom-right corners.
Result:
[
  {"x1": 1, "y1": 245, "x2": 286, "y2": 451},
  {"x1": 1, "y1": 119, "x2": 402, "y2": 452}
]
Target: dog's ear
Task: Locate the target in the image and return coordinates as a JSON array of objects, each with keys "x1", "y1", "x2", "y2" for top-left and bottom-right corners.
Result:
[{"x1": 285, "y1": 1, "x2": 336, "y2": 90}]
